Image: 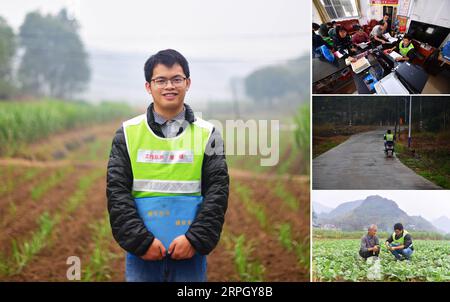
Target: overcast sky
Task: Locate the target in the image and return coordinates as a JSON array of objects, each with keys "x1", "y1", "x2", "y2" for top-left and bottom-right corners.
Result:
[
  {"x1": 313, "y1": 190, "x2": 450, "y2": 221},
  {"x1": 1, "y1": 0, "x2": 310, "y2": 103},
  {"x1": 1, "y1": 0, "x2": 310, "y2": 61}
]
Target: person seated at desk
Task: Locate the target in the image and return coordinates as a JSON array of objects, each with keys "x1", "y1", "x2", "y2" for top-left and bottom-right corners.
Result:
[
  {"x1": 328, "y1": 21, "x2": 338, "y2": 39},
  {"x1": 313, "y1": 23, "x2": 332, "y2": 54},
  {"x1": 319, "y1": 22, "x2": 331, "y2": 37},
  {"x1": 370, "y1": 20, "x2": 389, "y2": 47},
  {"x1": 385, "y1": 34, "x2": 416, "y2": 62},
  {"x1": 333, "y1": 26, "x2": 358, "y2": 56},
  {"x1": 351, "y1": 24, "x2": 370, "y2": 45}
]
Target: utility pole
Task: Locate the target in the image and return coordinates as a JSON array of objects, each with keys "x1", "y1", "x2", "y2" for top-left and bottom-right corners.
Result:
[
  {"x1": 419, "y1": 98, "x2": 423, "y2": 131},
  {"x1": 404, "y1": 98, "x2": 407, "y2": 131},
  {"x1": 348, "y1": 99, "x2": 352, "y2": 126},
  {"x1": 408, "y1": 96, "x2": 412, "y2": 148}
]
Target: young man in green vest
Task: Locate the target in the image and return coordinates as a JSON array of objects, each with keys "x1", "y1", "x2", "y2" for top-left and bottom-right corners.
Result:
[
  {"x1": 386, "y1": 34, "x2": 416, "y2": 62},
  {"x1": 106, "y1": 49, "x2": 229, "y2": 281},
  {"x1": 385, "y1": 223, "x2": 414, "y2": 261}
]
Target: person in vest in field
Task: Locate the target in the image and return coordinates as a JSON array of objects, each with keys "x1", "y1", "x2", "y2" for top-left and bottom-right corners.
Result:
[
  {"x1": 386, "y1": 34, "x2": 417, "y2": 62},
  {"x1": 106, "y1": 49, "x2": 229, "y2": 282},
  {"x1": 385, "y1": 223, "x2": 414, "y2": 261}
]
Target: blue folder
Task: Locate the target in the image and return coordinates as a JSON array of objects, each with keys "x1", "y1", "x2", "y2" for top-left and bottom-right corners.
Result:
[{"x1": 134, "y1": 195, "x2": 203, "y2": 249}]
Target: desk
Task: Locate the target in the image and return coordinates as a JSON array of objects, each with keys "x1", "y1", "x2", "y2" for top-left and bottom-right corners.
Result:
[
  {"x1": 438, "y1": 53, "x2": 450, "y2": 67},
  {"x1": 312, "y1": 57, "x2": 353, "y2": 94}
]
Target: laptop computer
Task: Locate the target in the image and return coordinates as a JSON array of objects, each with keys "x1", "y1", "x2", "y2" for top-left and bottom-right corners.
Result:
[{"x1": 395, "y1": 62, "x2": 428, "y2": 94}]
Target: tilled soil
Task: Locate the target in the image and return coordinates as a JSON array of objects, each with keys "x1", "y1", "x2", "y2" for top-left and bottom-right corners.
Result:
[{"x1": 0, "y1": 123, "x2": 310, "y2": 282}]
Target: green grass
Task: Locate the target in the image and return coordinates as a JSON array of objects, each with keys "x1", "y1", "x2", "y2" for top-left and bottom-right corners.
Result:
[
  {"x1": 225, "y1": 125, "x2": 307, "y2": 176},
  {"x1": 31, "y1": 167, "x2": 73, "y2": 200},
  {"x1": 277, "y1": 223, "x2": 310, "y2": 270},
  {"x1": 0, "y1": 99, "x2": 134, "y2": 156},
  {"x1": 0, "y1": 168, "x2": 104, "y2": 277},
  {"x1": 313, "y1": 140, "x2": 344, "y2": 158},
  {"x1": 0, "y1": 212, "x2": 57, "y2": 275},
  {"x1": 0, "y1": 165, "x2": 15, "y2": 196},
  {"x1": 278, "y1": 223, "x2": 294, "y2": 251},
  {"x1": 295, "y1": 236, "x2": 310, "y2": 270},
  {"x1": 234, "y1": 182, "x2": 268, "y2": 229},
  {"x1": 274, "y1": 182, "x2": 299, "y2": 211},
  {"x1": 294, "y1": 103, "x2": 310, "y2": 173},
  {"x1": 313, "y1": 229, "x2": 450, "y2": 241},
  {"x1": 233, "y1": 234, "x2": 265, "y2": 282},
  {"x1": 396, "y1": 133, "x2": 450, "y2": 189},
  {"x1": 313, "y1": 239, "x2": 450, "y2": 281},
  {"x1": 1, "y1": 167, "x2": 45, "y2": 199},
  {"x1": 66, "y1": 169, "x2": 104, "y2": 213},
  {"x1": 82, "y1": 213, "x2": 116, "y2": 281}
]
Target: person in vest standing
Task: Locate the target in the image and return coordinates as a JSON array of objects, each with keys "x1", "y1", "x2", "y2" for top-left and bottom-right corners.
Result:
[
  {"x1": 106, "y1": 49, "x2": 229, "y2": 282},
  {"x1": 385, "y1": 223, "x2": 414, "y2": 261},
  {"x1": 386, "y1": 35, "x2": 416, "y2": 62}
]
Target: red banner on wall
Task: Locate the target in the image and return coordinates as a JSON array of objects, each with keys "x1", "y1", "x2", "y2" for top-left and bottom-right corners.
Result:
[
  {"x1": 397, "y1": 15, "x2": 408, "y2": 33},
  {"x1": 370, "y1": 0, "x2": 399, "y2": 5}
]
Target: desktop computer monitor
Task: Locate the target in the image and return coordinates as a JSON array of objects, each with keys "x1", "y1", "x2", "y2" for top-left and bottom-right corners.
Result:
[{"x1": 407, "y1": 20, "x2": 450, "y2": 48}]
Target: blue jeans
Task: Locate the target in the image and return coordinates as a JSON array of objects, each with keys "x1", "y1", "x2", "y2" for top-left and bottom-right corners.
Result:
[
  {"x1": 125, "y1": 252, "x2": 207, "y2": 282},
  {"x1": 389, "y1": 244, "x2": 413, "y2": 260}
]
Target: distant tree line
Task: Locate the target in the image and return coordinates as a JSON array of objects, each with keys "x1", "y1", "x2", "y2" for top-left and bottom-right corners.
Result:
[
  {"x1": 244, "y1": 55, "x2": 309, "y2": 108},
  {"x1": 313, "y1": 96, "x2": 450, "y2": 132},
  {"x1": 0, "y1": 9, "x2": 90, "y2": 100}
]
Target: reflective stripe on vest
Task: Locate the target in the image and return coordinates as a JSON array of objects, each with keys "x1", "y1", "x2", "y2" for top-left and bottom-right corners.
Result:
[
  {"x1": 133, "y1": 179, "x2": 201, "y2": 193},
  {"x1": 122, "y1": 113, "x2": 213, "y2": 249},
  {"x1": 399, "y1": 41, "x2": 414, "y2": 57},
  {"x1": 392, "y1": 230, "x2": 408, "y2": 245},
  {"x1": 386, "y1": 133, "x2": 394, "y2": 141},
  {"x1": 123, "y1": 113, "x2": 213, "y2": 198}
]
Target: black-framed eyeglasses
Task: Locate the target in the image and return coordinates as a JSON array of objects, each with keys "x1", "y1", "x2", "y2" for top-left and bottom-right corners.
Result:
[{"x1": 150, "y1": 76, "x2": 187, "y2": 88}]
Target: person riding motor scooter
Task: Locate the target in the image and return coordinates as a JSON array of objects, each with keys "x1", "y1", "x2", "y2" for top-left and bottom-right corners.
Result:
[{"x1": 384, "y1": 130, "x2": 395, "y2": 154}]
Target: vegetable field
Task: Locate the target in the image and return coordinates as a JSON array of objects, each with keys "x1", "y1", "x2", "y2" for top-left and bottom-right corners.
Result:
[
  {"x1": 0, "y1": 100, "x2": 310, "y2": 281},
  {"x1": 313, "y1": 239, "x2": 450, "y2": 282}
]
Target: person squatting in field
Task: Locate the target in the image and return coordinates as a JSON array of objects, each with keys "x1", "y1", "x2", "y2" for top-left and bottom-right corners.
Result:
[
  {"x1": 106, "y1": 49, "x2": 229, "y2": 282},
  {"x1": 359, "y1": 224, "x2": 380, "y2": 259},
  {"x1": 385, "y1": 223, "x2": 414, "y2": 261}
]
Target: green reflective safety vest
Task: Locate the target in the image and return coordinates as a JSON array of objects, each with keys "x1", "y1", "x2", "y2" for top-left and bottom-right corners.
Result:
[
  {"x1": 123, "y1": 113, "x2": 214, "y2": 249},
  {"x1": 399, "y1": 41, "x2": 414, "y2": 57},
  {"x1": 385, "y1": 133, "x2": 394, "y2": 141},
  {"x1": 392, "y1": 230, "x2": 408, "y2": 245}
]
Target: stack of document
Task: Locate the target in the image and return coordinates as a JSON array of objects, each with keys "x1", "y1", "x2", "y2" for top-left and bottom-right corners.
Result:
[
  {"x1": 374, "y1": 72, "x2": 409, "y2": 94},
  {"x1": 383, "y1": 33, "x2": 398, "y2": 43},
  {"x1": 357, "y1": 42, "x2": 369, "y2": 49},
  {"x1": 389, "y1": 51, "x2": 402, "y2": 60},
  {"x1": 350, "y1": 57, "x2": 371, "y2": 74}
]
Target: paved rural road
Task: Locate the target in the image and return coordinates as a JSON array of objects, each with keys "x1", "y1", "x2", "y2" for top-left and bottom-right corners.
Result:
[{"x1": 313, "y1": 129, "x2": 441, "y2": 190}]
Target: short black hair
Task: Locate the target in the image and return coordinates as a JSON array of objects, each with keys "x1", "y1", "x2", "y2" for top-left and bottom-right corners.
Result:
[
  {"x1": 387, "y1": 129, "x2": 392, "y2": 134},
  {"x1": 144, "y1": 49, "x2": 190, "y2": 82},
  {"x1": 379, "y1": 20, "x2": 385, "y2": 26},
  {"x1": 403, "y1": 34, "x2": 411, "y2": 41},
  {"x1": 313, "y1": 23, "x2": 321, "y2": 30},
  {"x1": 394, "y1": 223, "x2": 404, "y2": 231},
  {"x1": 331, "y1": 21, "x2": 337, "y2": 25},
  {"x1": 353, "y1": 24, "x2": 361, "y2": 31}
]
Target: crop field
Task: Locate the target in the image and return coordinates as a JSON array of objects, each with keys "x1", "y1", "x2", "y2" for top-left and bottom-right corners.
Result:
[
  {"x1": 0, "y1": 100, "x2": 310, "y2": 281},
  {"x1": 313, "y1": 239, "x2": 450, "y2": 282}
]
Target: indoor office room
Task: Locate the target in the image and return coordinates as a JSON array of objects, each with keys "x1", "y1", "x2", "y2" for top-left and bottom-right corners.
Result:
[{"x1": 312, "y1": 0, "x2": 450, "y2": 94}]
